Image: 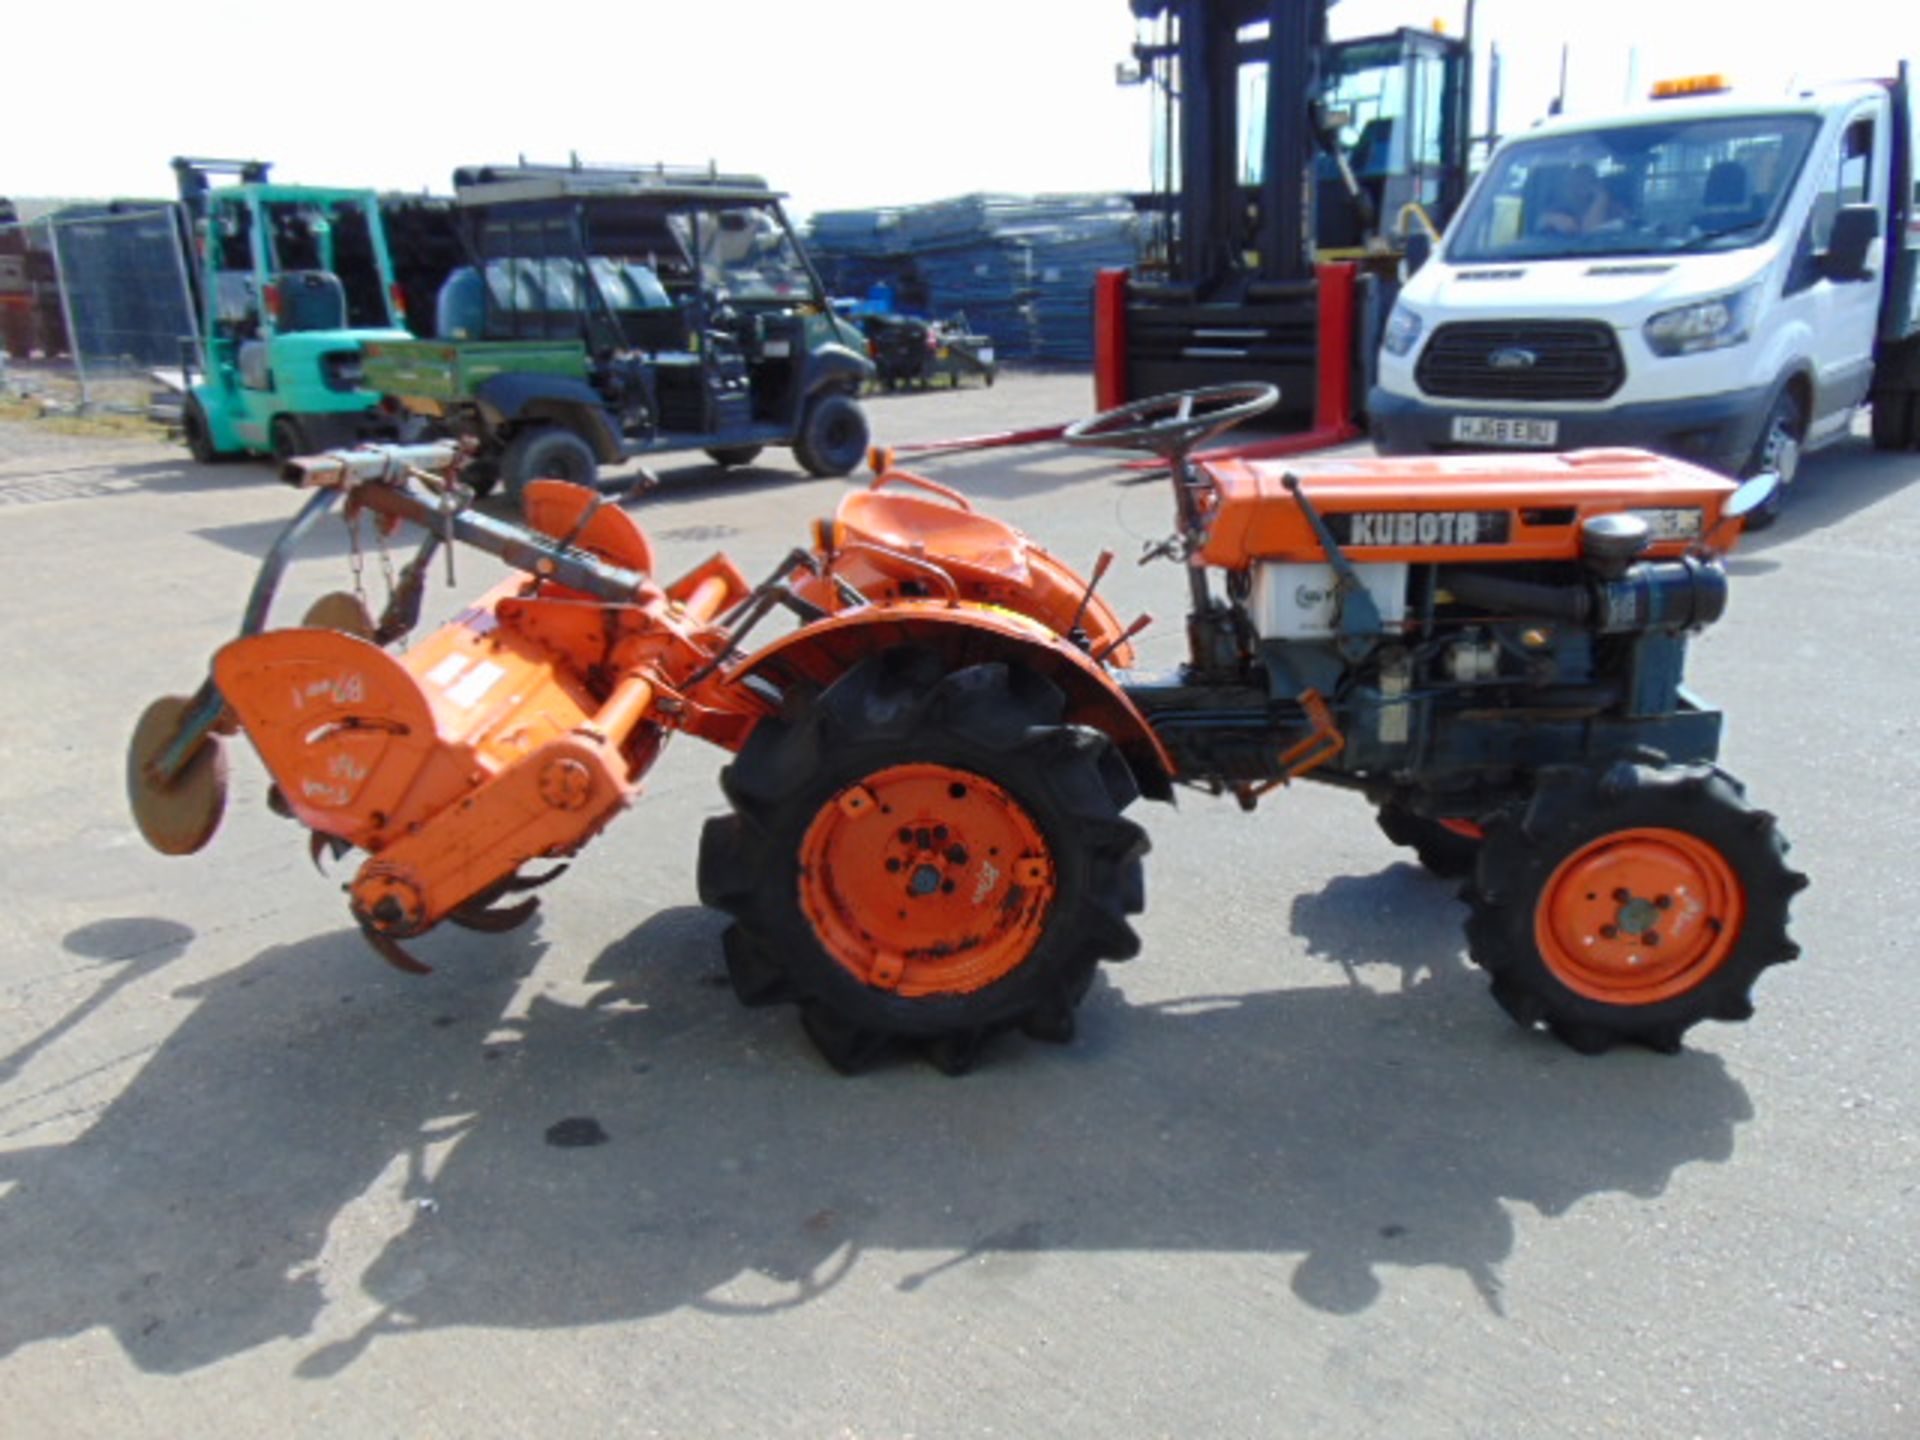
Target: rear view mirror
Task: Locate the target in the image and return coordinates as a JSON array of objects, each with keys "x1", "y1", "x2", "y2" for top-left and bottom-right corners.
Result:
[
  {"x1": 1404, "y1": 231, "x2": 1433, "y2": 277},
  {"x1": 1725, "y1": 470, "x2": 1780, "y2": 519},
  {"x1": 1821, "y1": 204, "x2": 1879, "y2": 282}
]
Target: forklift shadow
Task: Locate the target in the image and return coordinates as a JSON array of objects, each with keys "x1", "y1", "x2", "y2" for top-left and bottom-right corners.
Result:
[{"x1": 0, "y1": 904, "x2": 1751, "y2": 1377}]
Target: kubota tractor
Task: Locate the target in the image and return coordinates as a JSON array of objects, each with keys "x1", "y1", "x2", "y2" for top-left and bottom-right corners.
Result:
[{"x1": 128, "y1": 385, "x2": 1804, "y2": 1072}]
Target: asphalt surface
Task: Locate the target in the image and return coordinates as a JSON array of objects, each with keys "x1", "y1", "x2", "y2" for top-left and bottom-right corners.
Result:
[{"x1": 0, "y1": 372, "x2": 1913, "y2": 1438}]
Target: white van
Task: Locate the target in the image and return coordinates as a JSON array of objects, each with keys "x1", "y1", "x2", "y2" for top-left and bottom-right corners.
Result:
[{"x1": 1369, "y1": 68, "x2": 1920, "y2": 522}]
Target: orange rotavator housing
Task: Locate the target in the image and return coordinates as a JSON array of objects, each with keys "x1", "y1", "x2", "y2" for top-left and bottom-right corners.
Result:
[{"x1": 129, "y1": 386, "x2": 1805, "y2": 1074}]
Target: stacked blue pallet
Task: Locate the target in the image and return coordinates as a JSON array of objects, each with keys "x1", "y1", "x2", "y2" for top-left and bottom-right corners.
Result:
[{"x1": 807, "y1": 194, "x2": 1137, "y2": 363}]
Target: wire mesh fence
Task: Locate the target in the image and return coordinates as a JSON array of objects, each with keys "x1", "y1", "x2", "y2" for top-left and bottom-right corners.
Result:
[{"x1": 0, "y1": 207, "x2": 196, "y2": 415}]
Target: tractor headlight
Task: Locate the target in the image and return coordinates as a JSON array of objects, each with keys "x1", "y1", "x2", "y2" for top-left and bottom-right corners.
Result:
[
  {"x1": 1644, "y1": 286, "x2": 1757, "y2": 357},
  {"x1": 1382, "y1": 303, "x2": 1423, "y2": 357}
]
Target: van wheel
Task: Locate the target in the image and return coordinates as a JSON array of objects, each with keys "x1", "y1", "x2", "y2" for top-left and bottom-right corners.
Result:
[
  {"x1": 500, "y1": 425, "x2": 599, "y2": 504},
  {"x1": 1740, "y1": 388, "x2": 1803, "y2": 531},
  {"x1": 1870, "y1": 389, "x2": 1916, "y2": 451},
  {"x1": 792, "y1": 392, "x2": 870, "y2": 478}
]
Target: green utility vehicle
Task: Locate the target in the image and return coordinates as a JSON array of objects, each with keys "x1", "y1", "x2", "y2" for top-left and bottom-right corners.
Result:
[
  {"x1": 173, "y1": 158, "x2": 412, "y2": 464},
  {"x1": 362, "y1": 163, "x2": 874, "y2": 498}
]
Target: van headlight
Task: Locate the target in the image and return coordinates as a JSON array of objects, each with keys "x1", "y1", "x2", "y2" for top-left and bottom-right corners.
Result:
[
  {"x1": 1644, "y1": 286, "x2": 1757, "y2": 356},
  {"x1": 1382, "y1": 303, "x2": 1423, "y2": 357}
]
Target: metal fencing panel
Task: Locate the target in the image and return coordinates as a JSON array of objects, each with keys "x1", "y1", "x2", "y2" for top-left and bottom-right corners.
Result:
[{"x1": 0, "y1": 207, "x2": 196, "y2": 414}]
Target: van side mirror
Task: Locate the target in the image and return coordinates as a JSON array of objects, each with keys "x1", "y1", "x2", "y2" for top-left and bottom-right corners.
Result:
[
  {"x1": 1404, "y1": 231, "x2": 1433, "y2": 277},
  {"x1": 1821, "y1": 204, "x2": 1879, "y2": 282}
]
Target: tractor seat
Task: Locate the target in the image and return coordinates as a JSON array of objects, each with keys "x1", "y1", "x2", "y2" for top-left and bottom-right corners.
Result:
[{"x1": 834, "y1": 488, "x2": 1031, "y2": 583}]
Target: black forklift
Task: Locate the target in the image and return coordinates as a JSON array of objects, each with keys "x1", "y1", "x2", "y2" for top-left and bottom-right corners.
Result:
[
  {"x1": 363, "y1": 163, "x2": 875, "y2": 498},
  {"x1": 1096, "y1": 0, "x2": 1472, "y2": 446}
]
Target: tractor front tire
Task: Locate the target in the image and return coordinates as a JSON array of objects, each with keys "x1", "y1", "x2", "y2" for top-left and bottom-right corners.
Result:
[
  {"x1": 1463, "y1": 762, "x2": 1805, "y2": 1055},
  {"x1": 500, "y1": 425, "x2": 599, "y2": 504},
  {"x1": 698, "y1": 647, "x2": 1149, "y2": 1074},
  {"x1": 792, "y1": 391, "x2": 870, "y2": 478},
  {"x1": 1375, "y1": 799, "x2": 1482, "y2": 879}
]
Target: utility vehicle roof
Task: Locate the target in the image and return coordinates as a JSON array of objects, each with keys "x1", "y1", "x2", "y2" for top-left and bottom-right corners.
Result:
[{"x1": 451, "y1": 164, "x2": 780, "y2": 209}]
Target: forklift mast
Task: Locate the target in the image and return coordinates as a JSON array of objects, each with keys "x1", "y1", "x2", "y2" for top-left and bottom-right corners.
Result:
[
  {"x1": 1099, "y1": 1, "x2": 1470, "y2": 440},
  {"x1": 1135, "y1": 0, "x2": 1324, "y2": 287}
]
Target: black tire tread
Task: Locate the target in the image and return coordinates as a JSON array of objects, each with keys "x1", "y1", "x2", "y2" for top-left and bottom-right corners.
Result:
[
  {"x1": 698, "y1": 646, "x2": 1148, "y2": 1073},
  {"x1": 1462, "y1": 761, "x2": 1805, "y2": 1055}
]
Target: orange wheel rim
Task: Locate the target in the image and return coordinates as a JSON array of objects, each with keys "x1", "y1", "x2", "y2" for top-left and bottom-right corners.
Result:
[
  {"x1": 798, "y1": 764, "x2": 1055, "y2": 997},
  {"x1": 1534, "y1": 827, "x2": 1743, "y2": 1005}
]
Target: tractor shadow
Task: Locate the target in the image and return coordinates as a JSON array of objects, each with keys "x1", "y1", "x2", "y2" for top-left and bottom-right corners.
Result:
[
  {"x1": 0, "y1": 919, "x2": 197, "y2": 1086},
  {"x1": 0, "y1": 902, "x2": 1751, "y2": 1377}
]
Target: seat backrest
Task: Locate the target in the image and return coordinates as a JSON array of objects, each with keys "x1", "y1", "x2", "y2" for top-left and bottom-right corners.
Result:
[
  {"x1": 436, "y1": 267, "x2": 487, "y2": 339},
  {"x1": 276, "y1": 270, "x2": 347, "y2": 333},
  {"x1": 1523, "y1": 163, "x2": 1572, "y2": 233},
  {"x1": 1703, "y1": 160, "x2": 1750, "y2": 210}
]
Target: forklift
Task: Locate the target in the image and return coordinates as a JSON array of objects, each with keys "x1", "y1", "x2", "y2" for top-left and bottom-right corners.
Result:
[
  {"x1": 1095, "y1": 0, "x2": 1472, "y2": 448},
  {"x1": 172, "y1": 158, "x2": 412, "y2": 464}
]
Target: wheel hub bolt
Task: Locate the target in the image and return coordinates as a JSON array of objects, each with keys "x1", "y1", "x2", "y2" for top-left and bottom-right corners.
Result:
[{"x1": 909, "y1": 864, "x2": 942, "y2": 897}]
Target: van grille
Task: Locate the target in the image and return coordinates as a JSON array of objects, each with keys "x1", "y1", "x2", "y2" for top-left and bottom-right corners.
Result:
[{"x1": 1416, "y1": 321, "x2": 1625, "y2": 401}]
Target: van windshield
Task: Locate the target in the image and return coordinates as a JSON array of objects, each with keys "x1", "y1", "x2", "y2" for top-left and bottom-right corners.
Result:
[{"x1": 1445, "y1": 113, "x2": 1820, "y2": 263}]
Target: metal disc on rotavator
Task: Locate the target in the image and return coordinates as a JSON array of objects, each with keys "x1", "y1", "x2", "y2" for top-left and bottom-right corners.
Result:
[
  {"x1": 126, "y1": 695, "x2": 228, "y2": 856},
  {"x1": 301, "y1": 590, "x2": 377, "y2": 639}
]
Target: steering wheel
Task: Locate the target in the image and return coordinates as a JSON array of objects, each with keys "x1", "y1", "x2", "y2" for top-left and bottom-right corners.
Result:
[{"x1": 1061, "y1": 383, "x2": 1279, "y2": 460}]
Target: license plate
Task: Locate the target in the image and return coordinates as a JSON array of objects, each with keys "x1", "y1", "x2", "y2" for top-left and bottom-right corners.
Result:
[
  {"x1": 762, "y1": 339, "x2": 791, "y2": 358},
  {"x1": 977, "y1": 346, "x2": 994, "y2": 364},
  {"x1": 1450, "y1": 415, "x2": 1559, "y2": 446}
]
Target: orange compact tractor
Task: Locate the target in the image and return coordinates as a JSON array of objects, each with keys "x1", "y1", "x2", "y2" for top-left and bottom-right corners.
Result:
[{"x1": 129, "y1": 385, "x2": 1805, "y2": 1072}]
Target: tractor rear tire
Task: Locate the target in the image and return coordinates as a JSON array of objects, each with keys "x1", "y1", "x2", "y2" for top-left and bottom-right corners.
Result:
[
  {"x1": 1375, "y1": 799, "x2": 1481, "y2": 879},
  {"x1": 500, "y1": 425, "x2": 599, "y2": 505},
  {"x1": 1462, "y1": 762, "x2": 1805, "y2": 1055},
  {"x1": 698, "y1": 646, "x2": 1149, "y2": 1074},
  {"x1": 792, "y1": 391, "x2": 870, "y2": 478}
]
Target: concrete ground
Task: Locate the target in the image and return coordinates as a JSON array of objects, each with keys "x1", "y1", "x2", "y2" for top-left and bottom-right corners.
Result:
[{"x1": 0, "y1": 373, "x2": 1912, "y2": 1438}]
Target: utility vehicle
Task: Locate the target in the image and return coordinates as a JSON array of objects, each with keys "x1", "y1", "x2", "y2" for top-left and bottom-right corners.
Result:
[{"x1": 363, "y1": 164, "x2": 874, "y2": 499}]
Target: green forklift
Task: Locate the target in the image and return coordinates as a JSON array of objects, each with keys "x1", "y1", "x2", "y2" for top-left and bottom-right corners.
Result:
[
  {"x1": 362, "y1": 162, "x2": 874, "y2": 498},
  {"x1": 173, "y1": 157, "x2": 412, "y2": 464}
]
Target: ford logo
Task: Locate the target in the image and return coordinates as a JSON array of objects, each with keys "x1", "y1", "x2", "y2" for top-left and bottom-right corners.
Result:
[{"x1": 1489, "y1": 347, "x2": 1538, "y2": 370}]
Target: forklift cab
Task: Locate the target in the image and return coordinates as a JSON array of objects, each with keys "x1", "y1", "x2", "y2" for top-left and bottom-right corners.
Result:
[
  {"x1": 174, "y1": 158, "x2": 410, "y2": 460},
  {"x1": 1314, "y1": 27, "x2": 1469, "y2": 251}
]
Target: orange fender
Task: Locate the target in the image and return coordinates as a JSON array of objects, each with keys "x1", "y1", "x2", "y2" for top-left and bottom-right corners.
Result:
[{"x1": 732, "y1": 604, "x2": 1174, "y2": 801}]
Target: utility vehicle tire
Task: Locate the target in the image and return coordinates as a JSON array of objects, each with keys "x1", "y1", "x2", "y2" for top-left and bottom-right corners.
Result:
[
  {"x1": 461, "y1": 456, "x2": 501, "y2": 499},
  {"x1": 705, "y1": 445, "x2": 763, "y2": 468},
  {"x1": 792, "y1": 391, "x2": 870, "y2": 478},
  {"x1": 1375, "y1": 799, "x2": 1482, "y2": 879},
  {"x1": 698, "y1": 647, "x2": 1149, "y2": 1075},
  {"x1": 1740, "y1": 388, "x2": 1804, "y2": 530},
  {"x1": 500, "y1": 425, "x2": 599, "y2": 503},
  {"x1": 269, "y1": 415, "x2": 307, "y2": 472},
  {"x1": 1870, "y1": 389, "x2": 1916, "y2": 451},
  {"x1": 181, "y1": 398, "x2": 224, "y2": 465},
  {"x1": 1462, "y1": 762, "x2": 1805, "y2": 1056}
]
